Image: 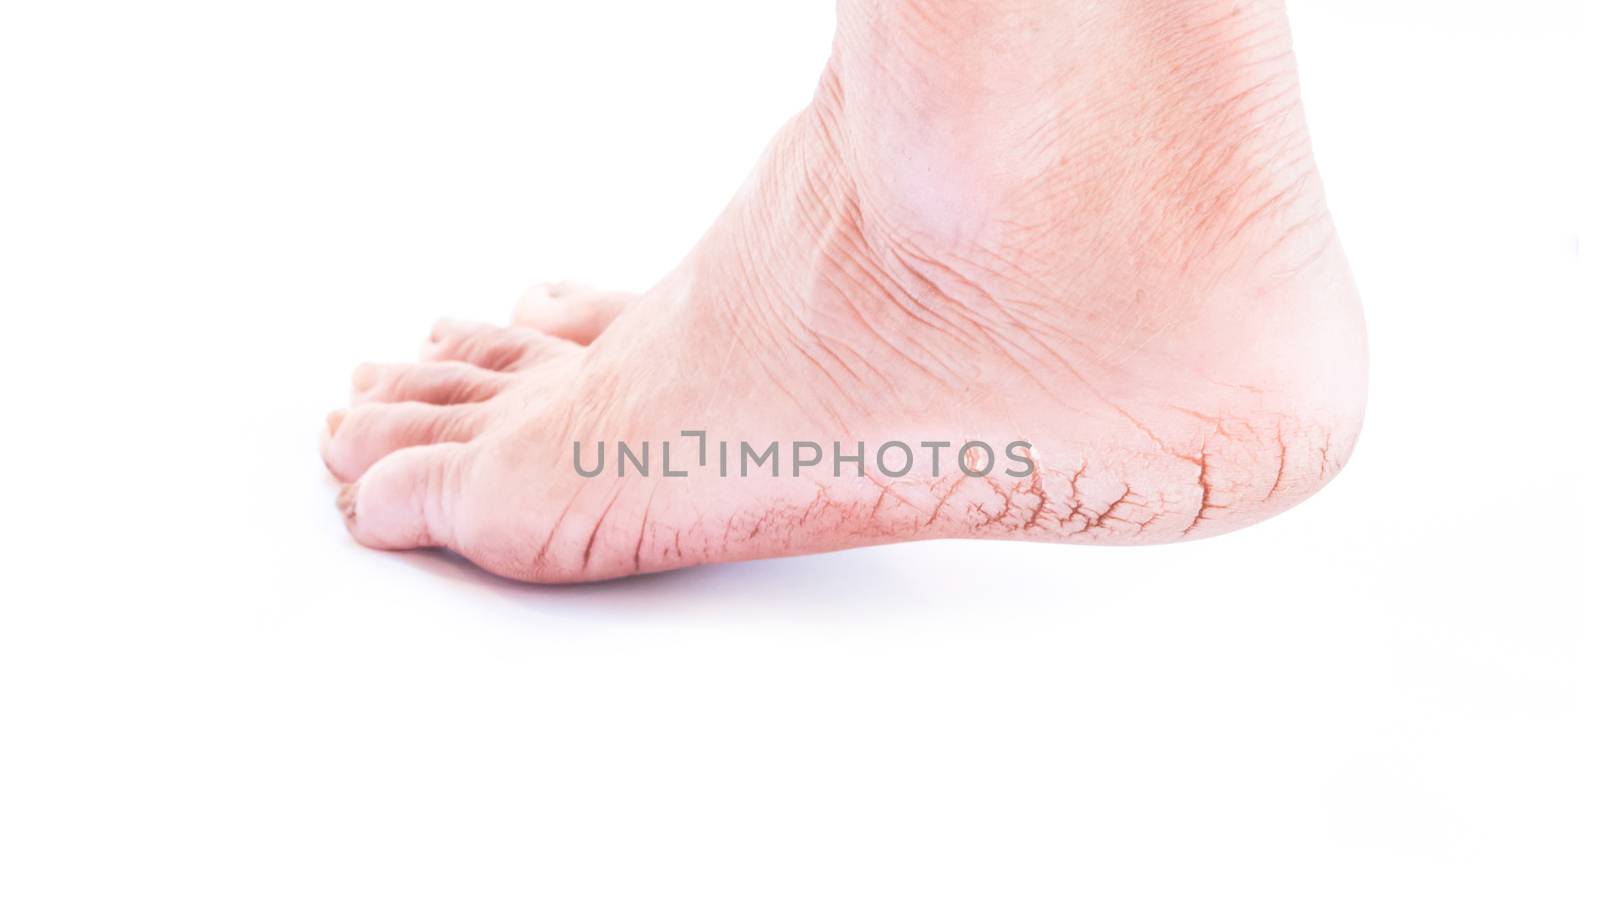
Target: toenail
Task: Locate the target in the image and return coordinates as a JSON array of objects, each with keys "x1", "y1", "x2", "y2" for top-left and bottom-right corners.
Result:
[
  {"x1": 351, "y1": 363, "x2": 379, "y2": 392},
  {"x1": 326, "y1": 409, "x2": 346, "y2": 434},
  {"x1": 336, "y1": 483, "x2": 358, "y2": 524}
]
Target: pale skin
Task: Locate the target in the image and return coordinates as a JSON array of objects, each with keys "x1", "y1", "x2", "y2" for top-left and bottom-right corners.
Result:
[{"x1": 321, "y1": 0, "x2": 1368, "y2": 582}]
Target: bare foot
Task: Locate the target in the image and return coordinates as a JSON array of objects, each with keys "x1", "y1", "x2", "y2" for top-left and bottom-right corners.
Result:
[{"x1": 321, "y1": 0, "x2": 1366, "y2": 582}]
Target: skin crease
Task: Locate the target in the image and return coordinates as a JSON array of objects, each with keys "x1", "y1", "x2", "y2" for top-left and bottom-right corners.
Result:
[{"x1": 321, "y1": 0, "x2": 1368, "y2": 583}]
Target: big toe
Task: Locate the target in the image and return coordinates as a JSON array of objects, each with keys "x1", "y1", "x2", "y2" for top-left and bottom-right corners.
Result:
[{"x1": 339, "y1": 443, "x2": 467, "y2": 551}]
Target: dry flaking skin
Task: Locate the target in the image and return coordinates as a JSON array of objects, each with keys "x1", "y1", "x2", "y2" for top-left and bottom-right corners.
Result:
[{"x1": 320, "y1": 0, "x2": 1366, "y2": 582}]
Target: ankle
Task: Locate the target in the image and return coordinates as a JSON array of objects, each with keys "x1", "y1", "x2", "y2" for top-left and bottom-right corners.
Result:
[{"x1": 822, "y1": 0, "x2": 1313, "y2": 263}]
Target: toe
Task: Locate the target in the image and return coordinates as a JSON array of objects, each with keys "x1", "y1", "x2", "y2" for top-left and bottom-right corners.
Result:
[
  {"x1": 320, "y1": 400, "x2": 485, "y2": 481},
  {"x1": 351, "y1": 361, "x2": 510, "y2": 406},
  {"x1": 340, "y1": 443, "x2": 467, "y2": 550},
  {"x1": 423, "y1": 319, "x2": 565, "y2": 371},
  {"x1": 512, "y1": 282, "x2": 635, "y2": 345}
]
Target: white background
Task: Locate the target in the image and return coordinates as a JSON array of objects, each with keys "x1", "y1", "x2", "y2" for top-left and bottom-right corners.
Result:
[{"x1": 2, "y1": 1, "x2": 1596, "y2": 905}]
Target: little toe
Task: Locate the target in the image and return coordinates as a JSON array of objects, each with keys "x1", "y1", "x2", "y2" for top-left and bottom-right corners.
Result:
[
  {"x1": 321, "y1": 400, "x2": 486, "y2": 482},
  {"x1": 423, "y1": 319, "x2": 567, "y2": 371},
  {"x1": 512, "y1": 282, "x2": 636, "y2": 345},
  {"x1": 352, "y1": 361, "x2": 510, "y2": 406}
]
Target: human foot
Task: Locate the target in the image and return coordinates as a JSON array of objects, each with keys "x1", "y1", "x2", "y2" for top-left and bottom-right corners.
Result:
[{"x1": 321, "y1": 0, "x2": 1366, "y2": 582}]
